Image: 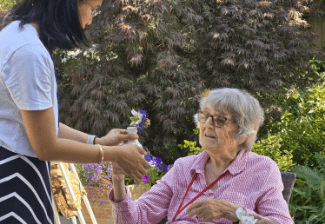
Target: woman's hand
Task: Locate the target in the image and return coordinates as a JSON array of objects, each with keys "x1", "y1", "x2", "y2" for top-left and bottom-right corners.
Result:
[
  {"x1": 186, "y1": 198, "x2": 241, "y2": 222},
  {"x1": 115, "y1": 144, "x2": 150, "y2": 182},
  {"x1": 96, "y1": 129, "x2": 138, "y2": 146}
]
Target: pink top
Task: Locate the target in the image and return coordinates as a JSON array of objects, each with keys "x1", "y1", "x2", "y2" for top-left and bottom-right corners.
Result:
[{"x1": 108, "y1": 150, "x2": 294, "y2": 224}]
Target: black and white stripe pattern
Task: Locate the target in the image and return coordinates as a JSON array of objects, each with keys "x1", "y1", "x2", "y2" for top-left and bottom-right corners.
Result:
[{"x1": 0, "y1": 146, "x2": 54, "y2": 224}]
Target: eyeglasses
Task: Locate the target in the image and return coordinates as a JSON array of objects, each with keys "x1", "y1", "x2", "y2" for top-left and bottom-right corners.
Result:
[
  {"x1": 82, "y1": 0, "x2": 101, "y2": 17},
  {"x1": 198, "y1": 112, "x2": 234, "y2": 128}
]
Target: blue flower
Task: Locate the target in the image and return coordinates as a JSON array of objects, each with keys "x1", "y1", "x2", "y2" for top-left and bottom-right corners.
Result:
[
  {"x1": 137, "y1": 110, "x2": 149, "y2": 133},
  {"x1": 156, "y1": 158, "x2": 162, "y2": 164},
  {"x1": 144, "y1": 154, "x2": 152, "y2": 161},
  {"x1": 162, "y1": 164, "x2": 168, "y2": 172},
  {"x1": 152, "y1": 157, "x2": 160, "y2": 166}
]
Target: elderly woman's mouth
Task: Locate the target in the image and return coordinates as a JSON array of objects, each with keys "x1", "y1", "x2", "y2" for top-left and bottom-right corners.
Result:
[{"x1": 205, "y1": 134, "x2": 216, "y2": 139}]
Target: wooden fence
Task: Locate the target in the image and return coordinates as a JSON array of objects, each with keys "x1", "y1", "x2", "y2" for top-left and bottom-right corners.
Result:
[{"x1": 308, "y1": 16, "x2": 325, "y2": 49}]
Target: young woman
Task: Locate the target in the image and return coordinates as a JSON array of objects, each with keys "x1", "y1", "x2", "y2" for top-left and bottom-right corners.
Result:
[{"x1": 0, "y1": 0, "x2": 150, "y2": 223}]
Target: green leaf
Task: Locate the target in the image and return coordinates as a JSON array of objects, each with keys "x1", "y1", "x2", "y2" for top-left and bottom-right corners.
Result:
[
  {"x1": 293, "y1": 93, "x2": 299, "y2": 99},
  {"x1": 295, "y1": 179, "x2": 305, "y2": 187},
  {"x1": 130, "y1": 117, "x2": 139, "y2": 122},
  {"x1": 320, "y1": 180, "x2": 325, "y2": 201}
]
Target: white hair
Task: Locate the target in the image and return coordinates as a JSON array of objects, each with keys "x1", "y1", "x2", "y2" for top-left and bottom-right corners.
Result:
[{"x1": 195, "y1": 88, "x2": 265, "y2": 151}]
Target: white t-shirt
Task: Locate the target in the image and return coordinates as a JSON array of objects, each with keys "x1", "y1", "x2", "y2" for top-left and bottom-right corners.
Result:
[{"x1": 0, "y1": 20, "x2": 59, "y2": 158}]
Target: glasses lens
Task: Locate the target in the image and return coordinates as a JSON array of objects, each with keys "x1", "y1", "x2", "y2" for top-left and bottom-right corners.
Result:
[
  {"x1": 198, "y1": 113, "x2": 207, "y2": 123},
  {"x1": 214, "y1": 116, "x2": 224, "y2": 127},
  {"x1": 92, "y1": 10, "x2": 101, "y2": 17}
]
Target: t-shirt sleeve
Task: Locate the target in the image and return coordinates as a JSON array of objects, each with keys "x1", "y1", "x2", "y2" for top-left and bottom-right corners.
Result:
[{"x1": 2, "y1": 44, "x2": 53, "y2": 110}]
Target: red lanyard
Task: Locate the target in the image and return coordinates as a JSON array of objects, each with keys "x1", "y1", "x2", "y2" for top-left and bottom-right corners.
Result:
[{"x1": 172, "y1": 158, "x2": 227, "y2": 222}]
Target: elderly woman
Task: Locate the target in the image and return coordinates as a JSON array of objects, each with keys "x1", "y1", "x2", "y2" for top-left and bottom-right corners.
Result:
[{"x1": 108, "y1": 88, "x2": 294, "y2": 224}]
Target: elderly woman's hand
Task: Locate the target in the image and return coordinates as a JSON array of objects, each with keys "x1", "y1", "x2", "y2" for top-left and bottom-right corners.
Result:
[
  {"x1": 186, "y1": 198, "x2": 241, "y2": 222},
  {"x1": 112, "y1": 162, "x2": 128, "y2": 176},
  {"x1": 238, "y1": 213, "x2": 275, "y2": 224}
]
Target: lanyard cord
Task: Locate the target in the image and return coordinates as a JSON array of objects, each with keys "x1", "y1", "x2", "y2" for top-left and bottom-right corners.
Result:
[{"x1": 172, "y1": 159, "x2": 227, "y2": 222}]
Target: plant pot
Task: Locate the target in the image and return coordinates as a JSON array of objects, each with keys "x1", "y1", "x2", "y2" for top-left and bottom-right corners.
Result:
[{"x1": 80, "y1": 184, "x2": 150, "y2": 224}]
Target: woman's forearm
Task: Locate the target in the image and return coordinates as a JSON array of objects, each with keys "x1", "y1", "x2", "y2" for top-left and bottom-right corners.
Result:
[
  {"x1": 58, "y1": 122, "x2": 89, "y2": 143},
  {"x1": 41, "y1": 138, "x2": 119, "y2": 164},
  {"x1": 112, "y1": 174, "x2": 126, "y2": 202}
]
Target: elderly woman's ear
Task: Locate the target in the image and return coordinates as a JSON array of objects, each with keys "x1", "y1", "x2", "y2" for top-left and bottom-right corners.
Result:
[{"x1": 236, "y1": 134, "x2": 248, "y2": 146}]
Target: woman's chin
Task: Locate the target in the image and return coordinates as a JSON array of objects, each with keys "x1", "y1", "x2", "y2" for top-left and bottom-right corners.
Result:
[{"x1": 201, "y1": 144, "x2": 217, "y2": 153}]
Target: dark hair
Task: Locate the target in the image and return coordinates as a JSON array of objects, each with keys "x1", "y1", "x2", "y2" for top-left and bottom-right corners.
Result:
[{"x1": 0, "y1": 0, "x2": 92, "y2": 53}]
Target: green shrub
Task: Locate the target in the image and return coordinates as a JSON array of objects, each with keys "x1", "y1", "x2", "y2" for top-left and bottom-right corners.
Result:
[
  {"x1": 0, "y1": 0, "x2": 17, "y2": 11},
  {"x1": 290, "y1": 152, "x2": 325, "y2": 223},
  {"x1": 269, "y1": 84, "x2": 325, "y2": 167},
  {"x1": 177, "y1": 139, "x2": 203, "y2": 156},
  {"x1": 252, "y1": 134, "x2": 295, "y2": 172}
]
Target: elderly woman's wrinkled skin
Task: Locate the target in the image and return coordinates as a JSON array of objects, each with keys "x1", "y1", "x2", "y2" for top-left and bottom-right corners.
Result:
[{"x1": 200, "y1": 106, "x2": 247, "y2": 176}]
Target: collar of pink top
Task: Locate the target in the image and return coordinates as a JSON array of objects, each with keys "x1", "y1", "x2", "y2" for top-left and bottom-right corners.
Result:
[{"x1": 189, "y1": 149, "x2": 248, "y2": 178}]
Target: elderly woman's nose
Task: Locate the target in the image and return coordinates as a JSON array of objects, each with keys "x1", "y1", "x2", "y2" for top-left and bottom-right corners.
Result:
[{"x1": 204, "y1": 116, "x2": 214, "y2": 128}]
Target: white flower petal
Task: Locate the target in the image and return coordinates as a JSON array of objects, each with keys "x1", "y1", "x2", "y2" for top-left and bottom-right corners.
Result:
[{"x1": 131, "y1": 109, "x2": 138, "y2": 116}]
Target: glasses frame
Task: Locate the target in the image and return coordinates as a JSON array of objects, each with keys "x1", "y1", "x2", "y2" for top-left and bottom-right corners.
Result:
[
  {"x1": 198, "y1": 111, "x2": 234, "y2": 128},
  {"x1": 82, "y1": 0, "x2": 101, "y2": 17}
]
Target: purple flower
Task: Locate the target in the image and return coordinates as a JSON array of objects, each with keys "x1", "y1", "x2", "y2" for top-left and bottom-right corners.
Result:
[
  {"x1": 156, "y1": 158, "x2": 162, "y2": 164},
  {"x1": 137, "y1": 110, "x2": 149, "y2": 133},
  {"x1": 162, "y1": 164, "x2": 168, "y2": 172},
  {"x1": 157, "y1": 165, "x2": 162, "y2": 170},
  {"x1": 144, "y1": 154, "x2": 152, "y2": 161},
  {"x1": 142, "y1": 175, "x2": 150, "y2": 182}
]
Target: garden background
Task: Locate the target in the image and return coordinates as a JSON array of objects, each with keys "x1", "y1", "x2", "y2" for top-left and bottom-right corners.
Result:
[{"x1": 1, "y1": 0, "x2": 325, "y2": 223}]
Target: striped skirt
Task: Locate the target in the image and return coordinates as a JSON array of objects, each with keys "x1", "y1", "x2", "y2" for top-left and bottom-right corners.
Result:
[{"x1": 0, "y1": 146, "x2": 54, "y2": 224}]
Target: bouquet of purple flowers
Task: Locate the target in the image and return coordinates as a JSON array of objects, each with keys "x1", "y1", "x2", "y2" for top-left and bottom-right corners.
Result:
[{"x1": 129, "y1": 109, "x2": 150, "y2": 133}]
